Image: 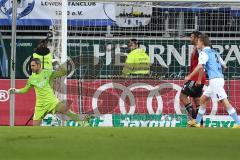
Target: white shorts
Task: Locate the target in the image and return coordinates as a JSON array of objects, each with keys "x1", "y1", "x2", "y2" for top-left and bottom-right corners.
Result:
[{"x1": 203, "y1": 78, "x2": 227, "y2": 101}]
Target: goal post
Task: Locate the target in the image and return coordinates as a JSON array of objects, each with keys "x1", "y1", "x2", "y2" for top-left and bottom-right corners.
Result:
[{"x1": 9, "y1": 0, "x2": 17, "y2": 126}]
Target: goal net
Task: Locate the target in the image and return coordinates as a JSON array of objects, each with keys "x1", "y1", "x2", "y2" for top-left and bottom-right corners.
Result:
[{"x1": 40, "y1": 0, "x2": 240, "y2": 127}]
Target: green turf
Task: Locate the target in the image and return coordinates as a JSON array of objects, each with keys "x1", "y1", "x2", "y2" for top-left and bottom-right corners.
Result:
[{"x1": 0, "y1": 127, "x2": 239, "y2": 160}]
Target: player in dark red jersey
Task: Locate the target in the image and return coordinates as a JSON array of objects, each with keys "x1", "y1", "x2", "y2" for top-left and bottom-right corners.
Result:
[{"x1": 180, "y1": 31, "x2": 206, "y2": 124}]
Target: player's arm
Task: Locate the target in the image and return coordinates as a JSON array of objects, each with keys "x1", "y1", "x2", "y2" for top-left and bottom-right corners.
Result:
[
  {"x1": 8, "y1": 79, "x2": 33, "y2": 94},
  {"x1": 186, "y1": 64, "x2": 204, "y2": 81},
  {"x1": 51, "y1": 62, "x2": 68, "y2": 79},
  {"x1": 185, "y1": 51, "x2": 208, "y2": 82},
  {"x1": 219, "y1": 56, "x2": 227, "y2": 70},
  {"x1": 196, "y1": 67, "x2": 204, "y2": 85}
]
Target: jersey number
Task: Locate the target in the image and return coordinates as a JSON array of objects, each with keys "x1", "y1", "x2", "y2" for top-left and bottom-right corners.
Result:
[
  {"x1": 215, "y1": 54, "x2": 222, "y2": 71},
  {"x1": 215, "y1": 54, "x2": 220, "y2": 64}
]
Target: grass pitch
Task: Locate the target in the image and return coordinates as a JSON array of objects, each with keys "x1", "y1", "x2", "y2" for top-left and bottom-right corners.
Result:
[{"x1": 0, "y1": 127, "x2": 239, "y2": 160}]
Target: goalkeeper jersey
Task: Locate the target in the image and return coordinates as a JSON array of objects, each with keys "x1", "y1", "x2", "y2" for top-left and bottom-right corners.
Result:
[{"x1": 19, "y1": 68, "x2": 66, "y2": 105}]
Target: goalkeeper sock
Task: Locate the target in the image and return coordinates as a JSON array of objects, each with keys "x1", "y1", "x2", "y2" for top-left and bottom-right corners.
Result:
[
  {"x1": 196, "y1": 106, "x2": 206, "y2": 124},
  {"x1": 66, "y1": 110, "x2": 81, "y2": 122},
  {"x1": 185, "y1": 103, "x2": 196, "y2": 119},
  {"x1": 226, "y1": 107, "x2": 240, "y2": 125}
]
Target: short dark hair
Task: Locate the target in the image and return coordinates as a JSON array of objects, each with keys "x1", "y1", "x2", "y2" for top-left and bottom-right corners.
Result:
[
  {"x1": 198, "y1": 34, "x2": 211, "y2": 46},
  {"x1": 129, "y1": 39, "x2": 140, "y2": 47},
  {"x1": 31, "y1": 58, "x2": 41, "y2": 65},
  {"x1": 36, "y1": 39, "x2": 48, "y2": 49},
  {"x1": 191, "y1": 31, "x2": 202, "y2": 38}
]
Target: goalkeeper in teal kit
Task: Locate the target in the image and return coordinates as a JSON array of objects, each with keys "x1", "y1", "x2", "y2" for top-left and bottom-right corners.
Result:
[{"x1": 9, "y1": 58, "x2": 88, "y2": 126}]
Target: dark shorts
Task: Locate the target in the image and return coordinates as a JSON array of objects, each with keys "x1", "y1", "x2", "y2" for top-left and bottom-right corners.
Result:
[{"x1": 181, "y1": 80, "x2": 204, "y2": 98}]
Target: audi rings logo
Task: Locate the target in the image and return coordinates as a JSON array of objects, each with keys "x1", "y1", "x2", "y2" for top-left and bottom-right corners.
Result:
[
  {"x1": 92, "y1": 82, "x2": 219, "y2": 116},
  {"x1": 0, "y1": 90, "x2": 9, "y2": 102},
  {"x1": 92, "y1": 82, "x2": 182, "y2": 115}
]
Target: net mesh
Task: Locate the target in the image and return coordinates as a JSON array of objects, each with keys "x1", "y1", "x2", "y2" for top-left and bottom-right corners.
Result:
[{"x1": 63, "y1": 1, "x2": 240, "y2": 121}]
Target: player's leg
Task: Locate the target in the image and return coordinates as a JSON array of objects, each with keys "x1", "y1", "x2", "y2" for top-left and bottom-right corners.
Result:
[
  {"x1": 55, "y1": 100, "x2": 81, "y2": 122},
  {"x1": 54, "y1": 100, "x2": 90, "y2": 127},
  {"x1": 192, "y1": 84, "x2": 205, "y2": 125},
  {"x1": 180, "y1": 93, "x2": 197, "y2": 119},
  {"x1": 211, "y1": 78, "x2": 240, "y2": 127},
  {"x1": 192, "y1": 84, "x2": 203, "y2": 111},
  {"x1": 193, "y1": 97, "x2": 200, "y2": 112},
  {"x1": 193, "y1": 97, "x2": 203, "y2": 125},
  {"x1": 180, "y1": 80, "x2": 196, "y2": 119},
  {"x1": 217, "y1": 89, "x2": 240, "y2": 127},
  {"x1": 220, "y1": 98, "x2": 240, "y2": 127},
  {"x1": 32, "y1": 106, "x2": 47, "y2": 126},
  {"x1": 33, "y1": 120, "x2": 42, "y2": 126},
  {"x1": 197, "y1": 78, "x2": 240, "y2": 128},
  {"x1": 195, "y1": 95, "x2": 209, "y2": 125},
  {"x1": 189, "y1": 83, "x2": 212, "y2": 127}
]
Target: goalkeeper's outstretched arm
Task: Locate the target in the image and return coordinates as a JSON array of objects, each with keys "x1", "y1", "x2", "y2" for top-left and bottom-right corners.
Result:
[
  {"x1": 50, "y1": 62, "x2": 68, "y2": 79},
  {"x1": 8, "y1": 80, "x2": 33, "y2": 94}
]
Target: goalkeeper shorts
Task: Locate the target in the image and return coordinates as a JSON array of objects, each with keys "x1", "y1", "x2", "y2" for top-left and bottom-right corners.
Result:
[{"x1": 33, "y1": 100, "x2": 59, "y2": 121}]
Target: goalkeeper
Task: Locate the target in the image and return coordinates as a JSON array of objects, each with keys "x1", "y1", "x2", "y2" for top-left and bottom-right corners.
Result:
[{"x1": 9, "y1": 58, "x2": 87, "y2": 126}]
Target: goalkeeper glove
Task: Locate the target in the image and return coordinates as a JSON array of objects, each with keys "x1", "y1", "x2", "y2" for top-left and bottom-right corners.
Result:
[{"x1": 8, "y1": 88, "x2": 20, "y2": 94}]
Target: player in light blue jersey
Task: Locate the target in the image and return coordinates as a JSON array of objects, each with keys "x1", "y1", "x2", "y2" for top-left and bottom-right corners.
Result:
[{"x1": 185, "y1": 34, "x2": 240, "y2": 128}]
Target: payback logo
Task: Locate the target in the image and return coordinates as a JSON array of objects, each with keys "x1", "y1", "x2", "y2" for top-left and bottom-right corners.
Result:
[{"x1": 0, "y1": 0, "x2": 35, "y2": 19}]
